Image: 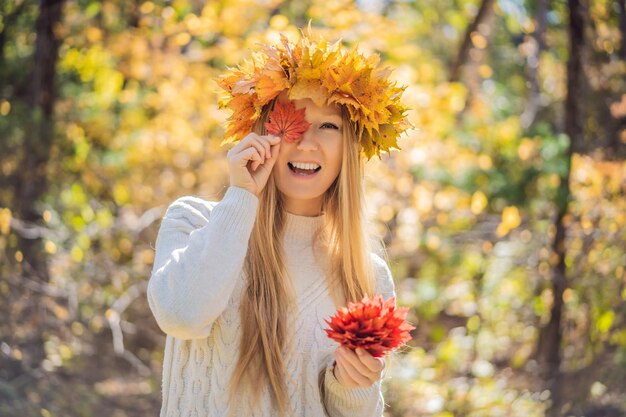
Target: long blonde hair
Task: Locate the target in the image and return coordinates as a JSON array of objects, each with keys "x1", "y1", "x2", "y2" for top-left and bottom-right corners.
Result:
[{"x1": 227, "y1": 97, "x2": 379, "y2": 416}]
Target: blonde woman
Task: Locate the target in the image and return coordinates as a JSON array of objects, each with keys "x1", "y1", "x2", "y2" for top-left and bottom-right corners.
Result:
[{"x1": 147, "y1": 30, "x2": 411, "y2": 417}]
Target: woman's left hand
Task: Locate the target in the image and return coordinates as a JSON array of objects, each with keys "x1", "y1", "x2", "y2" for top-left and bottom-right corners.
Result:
[{"x1": 332, "y1": 346, "x2": 385, "y2": 388}]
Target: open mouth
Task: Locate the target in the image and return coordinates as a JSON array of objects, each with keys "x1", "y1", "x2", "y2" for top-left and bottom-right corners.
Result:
[{"x1": 288, "y1": 162, "x2": 322, "y2": 176}]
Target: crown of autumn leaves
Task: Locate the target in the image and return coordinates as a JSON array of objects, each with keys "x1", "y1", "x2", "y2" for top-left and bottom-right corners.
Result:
[{"x1": 215, "y1": 29, "x2": 412, "y2": 160}]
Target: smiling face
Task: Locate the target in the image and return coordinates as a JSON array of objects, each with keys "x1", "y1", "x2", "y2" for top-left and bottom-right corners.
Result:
[{"x1": 272, "y1": 90, "x2": 344, "y2": 216}]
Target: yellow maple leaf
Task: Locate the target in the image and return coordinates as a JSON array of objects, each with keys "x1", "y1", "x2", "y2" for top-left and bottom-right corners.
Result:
[{"x1": 289, "y1": 78, "x2": 328, "y2": 108}]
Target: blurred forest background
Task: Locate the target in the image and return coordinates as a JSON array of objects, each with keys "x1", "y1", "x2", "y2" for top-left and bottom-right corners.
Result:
[{"x1": 1, "y1": 0, "x2": 625, "y2": 416}]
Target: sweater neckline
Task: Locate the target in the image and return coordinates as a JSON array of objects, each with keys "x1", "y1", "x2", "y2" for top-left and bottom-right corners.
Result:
[{"x1": 283, "y1": 210, "x2": 325, "y2": 244}]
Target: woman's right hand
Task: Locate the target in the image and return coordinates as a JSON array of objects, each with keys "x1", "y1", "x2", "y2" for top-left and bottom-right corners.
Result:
[{"x1": 227, "y1": 133, "x2": 282, "y2": 197}]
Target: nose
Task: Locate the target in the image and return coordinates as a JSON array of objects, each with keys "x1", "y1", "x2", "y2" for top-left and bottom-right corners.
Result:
[{"x1": 297, "y1": 126, "x2": 318, "y2": 151}]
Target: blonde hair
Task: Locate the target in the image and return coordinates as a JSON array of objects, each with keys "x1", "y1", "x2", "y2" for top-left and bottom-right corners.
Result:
[{"x1": 226, "y1": 98, "x2": 379, "y2": 416}]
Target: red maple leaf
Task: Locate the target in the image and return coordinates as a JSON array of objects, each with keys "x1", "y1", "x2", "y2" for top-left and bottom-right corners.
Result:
[
  {"x1": 324, "y1": 294, "x2": 415, "y2": 358},
  {"x1": 264, "y1": 99, "x2": 311, "y2": 143}
]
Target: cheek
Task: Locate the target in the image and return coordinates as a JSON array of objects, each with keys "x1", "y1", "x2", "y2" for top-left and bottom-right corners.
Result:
[{"x1": 329, "y1": 142, "x2": 343, "y2": 174}]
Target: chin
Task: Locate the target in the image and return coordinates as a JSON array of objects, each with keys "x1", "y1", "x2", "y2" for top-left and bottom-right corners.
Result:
[
  {"x1": 281, "y1": 188, "x2": 327, "y2": 201},
  {"x1": 276, "y1": 180, "x2": 330, "y2": 200}
]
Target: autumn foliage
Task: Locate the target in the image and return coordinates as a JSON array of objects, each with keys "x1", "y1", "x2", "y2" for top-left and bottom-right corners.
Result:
[
  {"x1": 216, "y1": 31, "x2": 411, "y2": 159},
  {"x1": 264, "y1": 99, "x2": 311, "y2": 142},
  {"x1": 1, "y1": 0, "x2": 625, "y2": 416},
  {"x1": 324, "y1": 294, "x2": 416, "y2": 358}
]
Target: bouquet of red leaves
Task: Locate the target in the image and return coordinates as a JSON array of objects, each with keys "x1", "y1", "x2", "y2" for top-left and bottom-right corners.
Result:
[{"x1": 324, "y1": 294, "x2": 415, "y2": 358}]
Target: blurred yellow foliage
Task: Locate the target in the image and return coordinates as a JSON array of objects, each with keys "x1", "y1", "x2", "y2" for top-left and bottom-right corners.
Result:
[{"x1": 497, "y1": 206, "x2": 522, "y2": 237}]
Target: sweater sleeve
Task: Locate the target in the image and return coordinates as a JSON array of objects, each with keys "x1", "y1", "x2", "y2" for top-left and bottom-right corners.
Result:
[
  {"x1": 321, "y1": 253, "x2": 397, "y2": 417},
  {"x1": 147, "y1": 185, "x2": 259, "y2": 340}
]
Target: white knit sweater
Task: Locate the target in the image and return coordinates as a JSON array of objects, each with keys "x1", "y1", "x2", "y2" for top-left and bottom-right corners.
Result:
[{"x1": 147, "y1": 185, "x2": 396, "y2": 417}]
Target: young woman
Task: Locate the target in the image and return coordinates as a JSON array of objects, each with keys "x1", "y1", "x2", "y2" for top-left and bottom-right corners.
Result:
[{"x1": 147, "y1": 31, "x2": 410, "y2": 417}]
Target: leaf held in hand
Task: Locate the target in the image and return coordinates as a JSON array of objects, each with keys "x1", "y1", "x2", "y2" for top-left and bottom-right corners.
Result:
[{"x1": 264, "y1": 99, "x2": 312, "y2": 143}]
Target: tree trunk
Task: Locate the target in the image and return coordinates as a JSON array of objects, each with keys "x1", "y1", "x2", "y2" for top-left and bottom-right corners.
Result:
[
  {"x1": 448, "y1": 0, "x2": 495, "y2": 126},
  {"x1": 10, "y1": 0, "x2": 65, "y2": 376},
  {"x1": 534, "y1": 0, "x2": 584, "y2": 416},
  {"x1": 520, "y1": 0, "x2": 547, "y2": 128},
  {"x1": 448, "y1": 0, "x2": 495, "y2": 83},
  {"x1": 618, "y1": 0, "x2": 626, "y2": 60}
]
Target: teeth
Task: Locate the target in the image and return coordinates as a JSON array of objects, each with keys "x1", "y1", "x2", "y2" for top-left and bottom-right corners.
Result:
[{"x1": 290, "y1": 162, "x2": 320, "y2": 170}]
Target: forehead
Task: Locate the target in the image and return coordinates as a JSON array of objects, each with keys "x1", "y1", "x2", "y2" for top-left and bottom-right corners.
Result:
[{"x1": 277, "y1": 90, "x2": 342, "y2": 118}]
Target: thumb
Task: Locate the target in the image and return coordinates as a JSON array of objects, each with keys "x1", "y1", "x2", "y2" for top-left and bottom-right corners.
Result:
[{"x1": 265, "y1": 142, "x2": 281, "y2": 166}]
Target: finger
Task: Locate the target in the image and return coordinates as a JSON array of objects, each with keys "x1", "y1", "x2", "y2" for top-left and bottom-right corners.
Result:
[
  {"x1": 339, "y1": 348, "x2": 377, "y2": 383},
  {"x1": 232, "y1": 134, "x2": 267, "y2": 160},
  {"x1": 238, "y1": 148, "x2": 261, "y2": 169},
  {"x1": 254, "y1": 141, "x2": 281, "y2": 172},
  {"x1": 269, "y1": 141, "x2": 281, "y2": 158},
  {"x1": 228, "y1": 132, "x2": 259, "y2": 154},
  {"x1": 338, "y1": 348, "x2": 378, "y2": 381},
  {"x1": 333, "y1": 352, "x2": 354, "y2": 386},
  {"x1": 248, "y1": 136, "x2": 270, "y2": 160},
  {"x1": 264, "y1": 142, "x2": 281, "y2": 166},
  {"x1": 335, "y1": 363, "x2": 358, "y2": 388},
  {"x1": 232, "y1": 134, "x2": 278, "y2": 161},
  {"x1": 263, "y1": 134, "x2": 282, "y2": 147},
  {"x1": 256, "y1": 141, "x2": 280, "y2": 168},
  {"x1": 254, "y1": 156, "x2": 267, "y2": 171},
  {"x1": 247, "y1": 137, "x2": 268, "y2": 160},
  {"x1": 235, "y1": 147, "x2": 257, "y2": 164},
  {"x1": 259, "y1": 135, "x2": 280, "y2": 158},
  {"x1": 250, "y1": 134, "x2": 278, "y2": 159},
  {"x1": 267, "y1": 138, "x2": 281, "y2": 159},
  {"x1": 335, "y1": 360, "x2": 359, "y2": 388},
  {"x1": 339, "y1": 355, "x2": 373, "y2": 386},
  {"x1": 355, "y1": 348, "x2": 385, "y2": 373},
  {"x1": 251, "y1": 153, "x2": 264, "y2": 171}
]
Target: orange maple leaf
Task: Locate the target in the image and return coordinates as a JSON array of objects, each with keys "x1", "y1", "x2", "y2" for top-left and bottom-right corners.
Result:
[{"x1": 264, "y1": 99, "x2": 311, "y2": 143}]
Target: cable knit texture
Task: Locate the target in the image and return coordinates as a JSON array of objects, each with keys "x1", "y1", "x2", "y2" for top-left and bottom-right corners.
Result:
[{"x1": 147, "y1": 185, "x2": 396, "y2": 417}]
